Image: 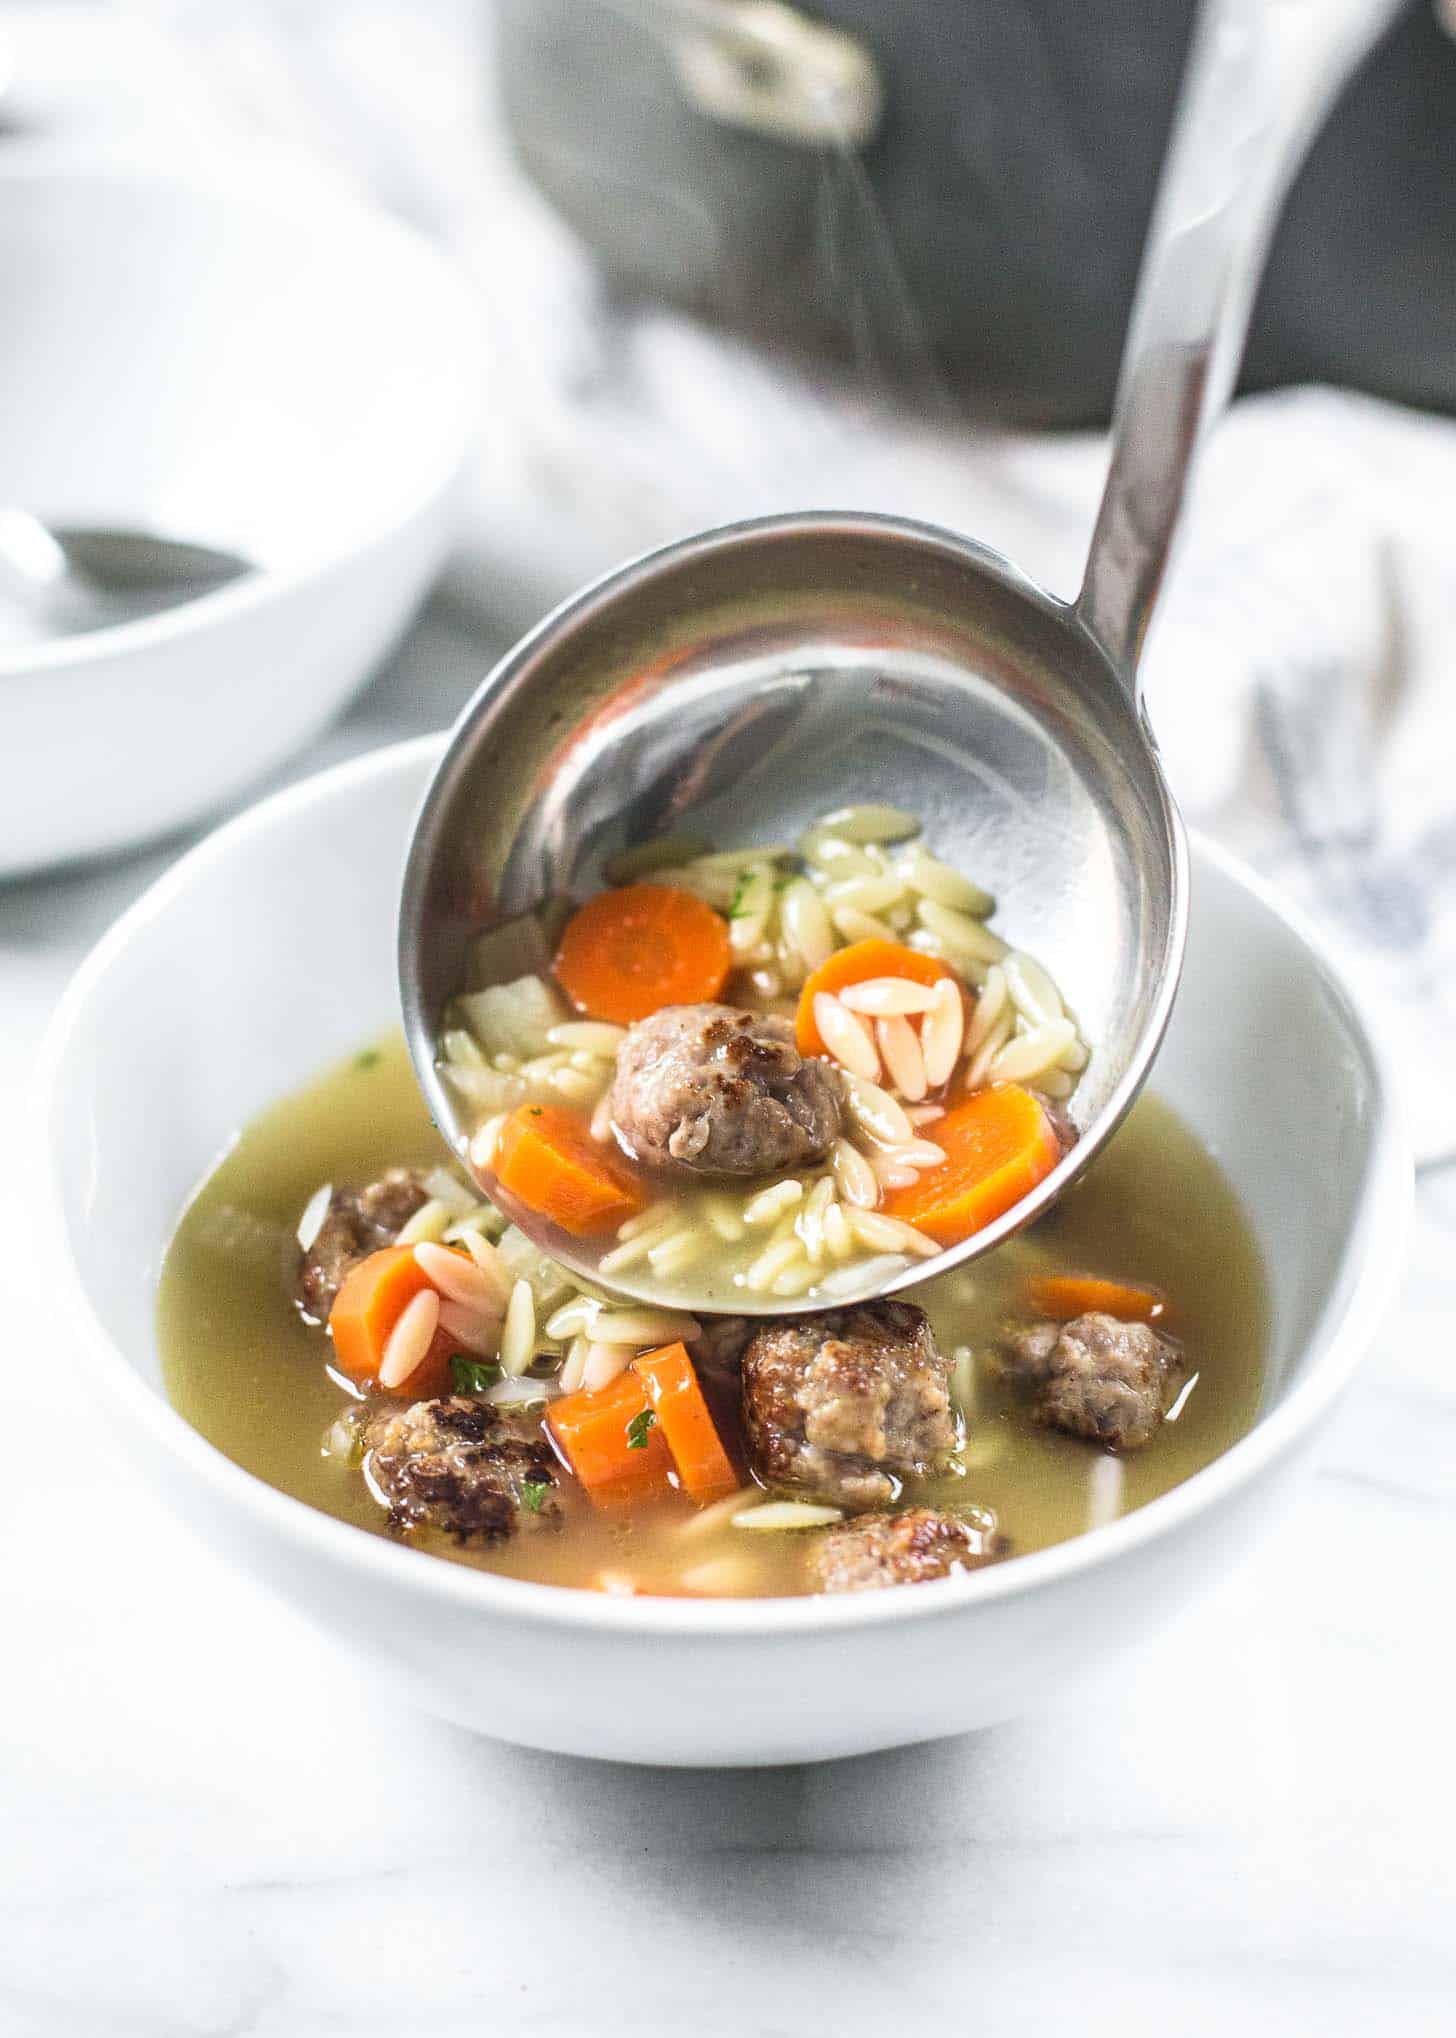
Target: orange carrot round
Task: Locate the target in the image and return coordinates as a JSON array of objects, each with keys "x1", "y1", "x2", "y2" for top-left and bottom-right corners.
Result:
[
  {"x1": 495, "y1": 1103, "x2": 646, "y2": 1237},
  {"x1": 883, "y1": 1084, "x2": 1060, "y2": 1245},
  {"x1": 796, "y1": 939, "x2": 956, "y2": 1057},
  {"x1": 633, "y1": 1342, "x2": 738, "y2": 1503},
  {"x1": 548, "y1": 1368, "x2": 675, "y2": 1505},
  {"x1": 1027, "y1": 1274, "x2": 1165, "y2": 1324},
  {"x1": 554, "y1": 883, "x2": 731, "y2": 1024},
  {"x1": 407, "y1": 1329, "x2": 465, "y2": 1401},
  {"x1": 329, "y1": 1245, "x2": 434, "y2": 1386}
]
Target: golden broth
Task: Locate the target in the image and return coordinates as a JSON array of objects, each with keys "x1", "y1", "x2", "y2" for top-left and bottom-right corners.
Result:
[{"x1": 158, "y1": 1033, "x2": 1267, "y2": 1598}]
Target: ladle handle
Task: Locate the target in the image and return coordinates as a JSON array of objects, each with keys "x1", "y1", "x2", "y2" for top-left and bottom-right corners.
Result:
[{"x1": 1077, "y1": 0, "x2": 1404, "y2": 691}]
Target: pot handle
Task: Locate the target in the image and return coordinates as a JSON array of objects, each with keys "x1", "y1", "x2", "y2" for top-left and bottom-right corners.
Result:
[{"x1": 1077, "y1": 0, "x2": 1404, "y2": 695}]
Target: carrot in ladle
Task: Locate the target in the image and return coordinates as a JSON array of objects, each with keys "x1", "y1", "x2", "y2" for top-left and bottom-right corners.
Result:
[
  {"x1": 554, "y1": 882, "x2": 731, "y2": 1025},
  {"x1": 796, "y1": 939, "x2": 956, "y2": 1058},
  {"x1": 494, "y1": 1102, "x2": 646, "y2": 1236},
  {"x1": 883, "y1": 1084, "x2": 1060, "y2": 1246}
]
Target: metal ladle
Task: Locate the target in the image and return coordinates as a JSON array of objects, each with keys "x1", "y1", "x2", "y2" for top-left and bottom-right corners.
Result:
[{"x1": 401, "y1": 0, "x2": 1401, "y2": 1315}]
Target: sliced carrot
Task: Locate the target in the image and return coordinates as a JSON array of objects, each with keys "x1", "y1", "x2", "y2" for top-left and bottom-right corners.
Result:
[
  {"x1": 495, "y1": 1103, "x2": 646, "y2": 1237},
  {"x1": 554, "y1": 883, "x2": 731, "y2": 1025},
  {"x1": 1027, "y1": 1274, "x2": 1165, "y2": 1324},
  {"x1": 329, "y1": 1245, "x2": 432, "y2": 1386},
  {"x1": 327, "y1": 1244, "x2": 458, "y2": 1396},
  {"x1": 633, "y1": 1342, "x2": 738, "y2": 1503},
  {"x1": 796, "y1": 938, "x2": 957, "y2": 1057},
  {"x1": 403, "y1": 1327, "x2": 463, "y2": 1401},
  {"x1": 883, "y1": 1084, "x2": 1060, "y2": 1246},
  {"x1": 548, "y1": 1367, "x2": 675, "y2": 1505}
]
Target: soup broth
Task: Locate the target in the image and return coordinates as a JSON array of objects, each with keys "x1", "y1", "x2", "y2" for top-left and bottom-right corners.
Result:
[{"x1": 159, "y1": 1034, "x2": 1267, "y2": 1598}]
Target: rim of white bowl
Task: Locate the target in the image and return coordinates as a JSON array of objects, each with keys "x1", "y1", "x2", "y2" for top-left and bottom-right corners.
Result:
[
  {"x1": 41, "y1": 735, "x2": 1414, "y2": 1637},
  {"x1": 0, "y1": 157, "x2": 479, "y2": 681}
]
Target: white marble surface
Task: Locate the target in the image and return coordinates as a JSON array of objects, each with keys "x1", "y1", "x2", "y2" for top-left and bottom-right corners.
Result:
[{"x1": 3, "y1": 595, "x2": 1454, "y2": 2038}]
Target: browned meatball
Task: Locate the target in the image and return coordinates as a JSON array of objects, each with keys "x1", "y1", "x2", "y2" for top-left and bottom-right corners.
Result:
[
  {"x1": 609, "y1": 1003, "x2": 843, "y2": 1178},
  {"x1": 809, "y1": 1505, "x2": 1005, "y2": 1593},
  {"x1": 741, "y1": 1301, "x2": 958, "y2": 1509},
  {"x1": 362, "y1": 1396, "x2": 561, "y2": 1543},
  {"x1": 999, "y1": 1311, "x2": 1187, "y2": 1450},
  {"x1": 295, "y1": 1168, "x2": 429, "y2": 1321}
]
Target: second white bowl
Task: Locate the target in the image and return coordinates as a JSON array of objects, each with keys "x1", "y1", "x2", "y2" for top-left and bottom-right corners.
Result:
[{"x1": 0, "y1": 160, "x2": 478, "y2": 873}]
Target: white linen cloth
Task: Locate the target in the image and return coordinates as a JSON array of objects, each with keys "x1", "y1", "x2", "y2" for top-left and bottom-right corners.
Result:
[{"x1": 13, "y1": 0, "x2": 1456, "y2": 1156}]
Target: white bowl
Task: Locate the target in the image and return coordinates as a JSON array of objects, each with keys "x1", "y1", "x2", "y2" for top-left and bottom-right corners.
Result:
[
  {"x1": 42, "y1": 738, "x2": 1411, "y2": 1765},
  {"x1": 0, "y1": 161, "x2": 477, "y2": 874}
]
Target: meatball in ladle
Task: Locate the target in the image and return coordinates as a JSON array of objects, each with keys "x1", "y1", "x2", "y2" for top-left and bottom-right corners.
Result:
[{"x1": 609, "y1": 1002, "x2": 844, "y2": 1180}]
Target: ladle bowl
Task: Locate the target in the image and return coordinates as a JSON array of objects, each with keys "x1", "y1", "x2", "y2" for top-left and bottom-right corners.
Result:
[
  {"x1": 401, "y1": 512, "x2": 1183, "y2": 1310},
  {"x1": 400, "y1": 0, "x2": 1401, "y2": 1313}
]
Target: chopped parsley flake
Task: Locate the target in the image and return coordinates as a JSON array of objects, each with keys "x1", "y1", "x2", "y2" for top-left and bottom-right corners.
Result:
[
  {"x1": 726, "y1": 870, "x2": 754, "y2": 918},
  {"x1": 450, "y1": 1354, "x2": 502, "y2": 1395},
  {"x1": 521, "y1": 1479, "x2": 549, "y2": 1513},
  {"x1": 353, "y1": 1049, "x2": 381, "y2": 1071},
  {"x1": 625, "y1": 1407, "x2": 658, "y2": 1451}
]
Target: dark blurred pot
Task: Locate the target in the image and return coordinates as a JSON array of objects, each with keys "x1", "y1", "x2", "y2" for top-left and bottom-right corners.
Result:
[{"x1": 496, "y1": 0, "x2": 1456, "y2": 424}]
